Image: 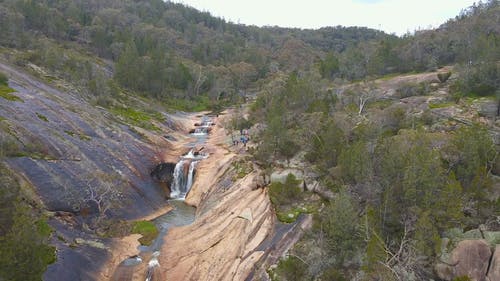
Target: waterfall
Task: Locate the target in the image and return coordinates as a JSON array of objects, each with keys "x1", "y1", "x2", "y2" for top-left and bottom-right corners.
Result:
[
  {"x1": 192, "y1": 127, "x2": 207, "y2": 135},
  {"x1": 170, "y1": 159, "x2": 198, "y2": 199},
  {"x1": 186, "y1": 161, "x2": 197, "y2": 192}
]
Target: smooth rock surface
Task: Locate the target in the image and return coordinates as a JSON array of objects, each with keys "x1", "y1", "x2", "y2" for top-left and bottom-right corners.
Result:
[
  {"x1": 487, "y1": 245, "x2": 500, "y2": 281},
  {"x1": 450, "y1": 240, "x2": 491, "y2": 281}
]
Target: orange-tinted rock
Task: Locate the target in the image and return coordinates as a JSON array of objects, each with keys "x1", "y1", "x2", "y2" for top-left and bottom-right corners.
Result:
[
  {"x1": 487, "y1": 245, "x2": 500, "y2": 281},
  {"x1": 450, "y1": 240, "x2": 491, "y2": 281}
]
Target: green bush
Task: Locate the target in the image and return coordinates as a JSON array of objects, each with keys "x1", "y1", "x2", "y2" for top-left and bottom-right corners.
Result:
[
  {"x1": 437, "y1": 71, "x2": 452, "y2": 83},
  {"x1": 396, "y1": 82, "x2": 429, "y2": 98},
  {"x1": 0, "y1": 165, "x2": 56, "y2": 280},
  {"x1": 0, "y1": 72, "x2": 7, "y2": 86},
  {"x1": 268, "y1": 174, "x2": 302, "y2": 207},
  {"x1": 272, "y1": 256, "x2": 309, "y2": 281},
  {"x1": 452, "y1": 62, "x2": 499, "y2": 97}
]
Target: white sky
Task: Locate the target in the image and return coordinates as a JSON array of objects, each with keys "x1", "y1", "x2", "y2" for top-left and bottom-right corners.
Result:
[{"x1": 169, "y1": 0, "x2": 477, "y2": 35}]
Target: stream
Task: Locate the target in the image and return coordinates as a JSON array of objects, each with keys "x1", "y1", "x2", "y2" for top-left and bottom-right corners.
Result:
[{"x1": 112, "y1": 115, "x2": 214, "y2": 280}]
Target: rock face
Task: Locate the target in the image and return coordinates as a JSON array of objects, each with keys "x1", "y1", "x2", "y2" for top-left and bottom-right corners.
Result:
[
  {"x1": 150, "y1": 162, "x2": 176, "y2": 184},
  {"x1": 436, "y1": 240, "x2": 492, "y2": 281},
  {"x1": 487, "y1": 245, "x2": 500, "y2": 281},
  {"x1": 0, "y1": 62, "x2": 180, "y2": 219},
  {"x1": 160, "y1": 171, "x2": 274, "y2": 281},
  {"x1": 451, "y1": 240, "x2": 491, "y2": 281},
  {"x1": 0, "y1": 62, "x2": 188, "y2": 280}
]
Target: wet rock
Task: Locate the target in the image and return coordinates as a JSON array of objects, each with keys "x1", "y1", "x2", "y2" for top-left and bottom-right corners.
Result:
[
  {"x1": 487, "y1": 245, "x2": 500, "y2": 281},
  {"x1": 150, "y1": 162, "x2": 176, "y2": 184}
]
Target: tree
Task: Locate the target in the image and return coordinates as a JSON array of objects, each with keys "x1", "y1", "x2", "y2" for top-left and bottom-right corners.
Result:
[
  {"x1": 319, "y1": 52, "x2": 340, "y2": 79},
  {"x1": 0, "y1": 164, "x2": 56, "y2": 281},
  {"x1": 338, "y1": 141, "x2": 372, "y2": 184},
  {"x1": 447, "y1": 124, "x2": 496, "y2": 194},
  {"x1": 114, "y1": 41, "x2": 140, "y2": 90},
  {"x1": 321, "y1": 190, "x2": 361, "y2": 266},
  {"x1": 79, "y1": 173, "x2": 124, "y2": 226}
]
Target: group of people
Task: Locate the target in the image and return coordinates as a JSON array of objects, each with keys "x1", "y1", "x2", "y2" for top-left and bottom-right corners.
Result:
[{"x1": 231, "y1": 129, "x2": 250, "y2": 147}]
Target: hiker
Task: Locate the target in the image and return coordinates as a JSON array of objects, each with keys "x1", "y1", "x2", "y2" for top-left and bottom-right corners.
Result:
[{"x1": 242, "y1": 135, "x2": 248, "y2": 147}]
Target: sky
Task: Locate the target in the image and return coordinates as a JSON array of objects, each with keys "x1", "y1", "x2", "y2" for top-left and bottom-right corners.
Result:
[{"x1": 169, "y1": 0, "x2": 477, "y2": 35}]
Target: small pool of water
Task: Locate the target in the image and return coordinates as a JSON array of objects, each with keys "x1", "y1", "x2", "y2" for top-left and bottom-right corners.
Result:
[{"x1": 139, "y1": 199, "x2": 196, "y2": 252}]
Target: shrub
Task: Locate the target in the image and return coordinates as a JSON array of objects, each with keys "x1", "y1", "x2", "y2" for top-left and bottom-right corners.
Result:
[
  {"x1": 0, "y1": 72, "x2": 7, "y2": 85},
  {"x1": 396, "y1": 82, "x2": 429, "y2": 98},
  {"x1": 437, "y1": 71, "x2": 452, "y2": 83},
  {"x1": 272, "y1": 256, "x2": 309, "y2": 281},
  {"x1": 268, "y1": 174, "x2": 302, "y2": 206}
]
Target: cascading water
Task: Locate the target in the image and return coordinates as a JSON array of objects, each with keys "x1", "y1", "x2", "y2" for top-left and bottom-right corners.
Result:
[
  {"x1": 169, "y1": 149, "x2": 207, "y2": 199},
  {"x1": 170, "y1": 159, "x2": 198, "y2": 199},
  {"x1": 192, "y1": 127, "x2": 208, "y2": 135}
]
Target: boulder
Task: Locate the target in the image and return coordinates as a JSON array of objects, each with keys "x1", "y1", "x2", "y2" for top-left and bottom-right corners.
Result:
[
  {"x1": 250, "y1": 173, "x2": 267, "y2": 190},
  {"x1": 450, "y1": 240, "x2": 491, "y2": 281},
  {"x1": 436, "y1": 262, "x2": 455, "y2": 281},
  {"x1": 270, "y1": 169, "x2": 303, "y2": 184},
  {"x1": 487, "y1": 245, "x2": 500, "y2": 281},
  {"x1": 473, "y1": 98, "x2": 497, "y2": 118}
]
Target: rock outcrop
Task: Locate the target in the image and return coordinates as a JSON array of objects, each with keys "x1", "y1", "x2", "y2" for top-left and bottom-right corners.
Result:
[
  {"x1": 451, "y1": 240, "x2": 491, "y2": 281},
  {"x1": 159, "y1": 113, "x2": 276, "y2": 280},
  {"x1": 436, "y1": 239, "x2": 492, "y2": 281}
]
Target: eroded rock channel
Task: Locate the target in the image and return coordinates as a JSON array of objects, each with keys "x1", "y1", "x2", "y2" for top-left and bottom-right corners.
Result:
[{"x1": 108, "y1": 112, "x2": 311, "y2": 281}]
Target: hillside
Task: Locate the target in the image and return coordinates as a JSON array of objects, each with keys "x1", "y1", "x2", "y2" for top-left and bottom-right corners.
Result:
[{"x1": 0, "y1": 0, "x2": 499, "y2": 280}]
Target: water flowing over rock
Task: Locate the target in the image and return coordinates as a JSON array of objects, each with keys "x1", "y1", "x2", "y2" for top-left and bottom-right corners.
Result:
[{"x1": 170, "y1": 159, "x2": 198, "y2": 199}]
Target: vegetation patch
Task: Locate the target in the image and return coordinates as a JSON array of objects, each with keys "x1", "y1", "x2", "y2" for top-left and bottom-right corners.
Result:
[
  {"x1": 429, "y1": 101, "x2": 456, "y2": 109},
  {"x1": 268, "y1": 174, "x2": 312, "y2": 223},
  {"x1": 36, "y1": 112, "x2": 49, "y2": 122},
  {"x1": 0, "y1": 164, "x2": 56, "y2": 280},
  {"x1": 269, "y1": 255, "x2": 309, "y2": 281},
  {"x1": 0, "y1": 71, "x2": 7, "y2": 85},
  {"x1": 231, "y1": 159, "x2": 254, "y2": 179},
  {"x1": 111, "y1": 107, "x2": 160, "y2": 131},
  {"x1": 131, "y1": 220, "x2": 158, "y2": 246},
  {"x1": 79, "y1": 134, "x2": 91, "y2": 141},
  {"x1": 396, "y1": 81, "x2": 431, "y2": 98},
  {"x1": 0, "y1": 85, "x2": 22, "y2": 102}
]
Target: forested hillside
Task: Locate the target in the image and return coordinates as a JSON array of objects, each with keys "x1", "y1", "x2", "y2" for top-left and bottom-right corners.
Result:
[{"x1": 0, "y1": 0, "x2": 499, "y2": 280}]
